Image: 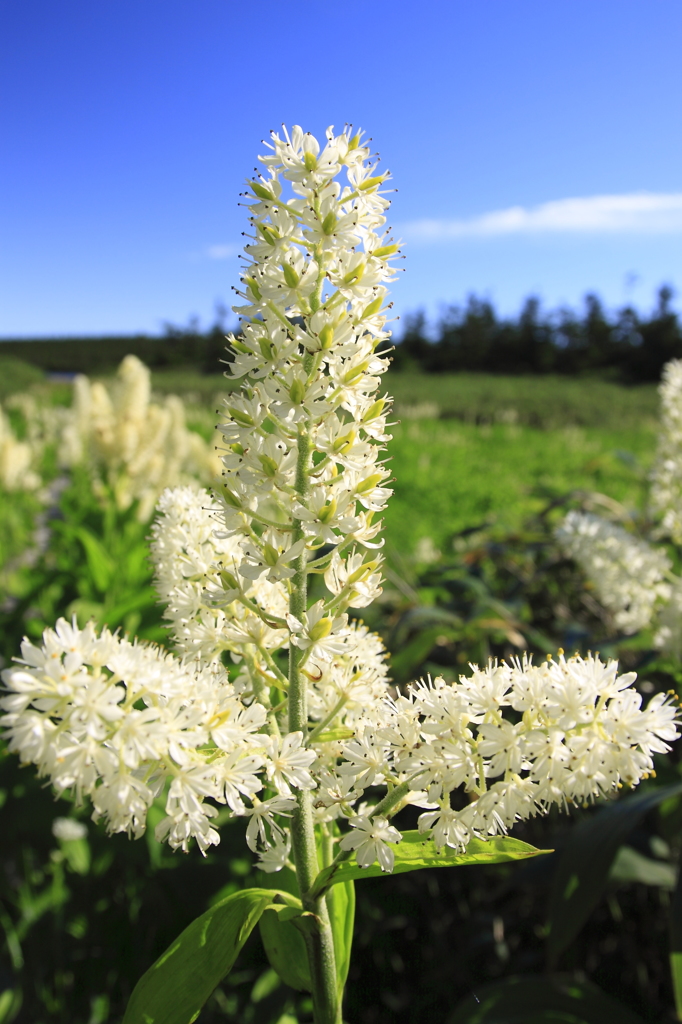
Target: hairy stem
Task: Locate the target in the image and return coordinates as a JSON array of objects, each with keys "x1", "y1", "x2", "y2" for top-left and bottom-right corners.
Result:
[{"x1": 288, "y1": 373, "x2": 342, "y2": 1024}]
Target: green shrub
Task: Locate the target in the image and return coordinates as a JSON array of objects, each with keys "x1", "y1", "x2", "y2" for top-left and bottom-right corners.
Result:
[{"x1": 0, "y1": 356, "x2": 44, "y2": 399}]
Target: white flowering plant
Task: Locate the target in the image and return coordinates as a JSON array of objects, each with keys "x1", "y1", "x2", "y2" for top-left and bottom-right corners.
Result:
[
  {"x1": 555, "y1": 358, "x2": 682, "y2": 660},
  {"x1": 2, "y1": 126, "x2": 679, "y2": 1024},
  {"x1": 0, "y1": 356, "x2": 225, "y2": 659}
]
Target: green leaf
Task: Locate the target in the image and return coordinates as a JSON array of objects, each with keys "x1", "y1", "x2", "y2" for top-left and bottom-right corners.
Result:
[
  {"x1": 609, "y1": 845, "x2": 676, "y2": 889},
  {"x1": 389, "y1": 626, "x2": 451, "y2": 683},
  {"x1": 547, "y1": 782, "x2": 682, "y2": 965},
  {"x1": 250, "y1": 967, "x2": 281, "y2": 1003},
  {"x1": 256, "y1": 867, "x2": 312, "y2": 992},
  {"x1": 122, "y1": 887, "x2": 299, "y2": 1024},
  {"x1": 447, "y1": 974, "x2": 647, "y2": 1024},
  {"x1": 315, "y1": 832, "x2": 549, "y2": 891},
  {"x1": 326, "y1": 874, "x2": 355, "y2": 994},
  {"x1": 74, "y1": 526, "x2": 115, "y2": 592},
  {"x1": 257, "y1": 828, "x2": 356, "y2": 996}
]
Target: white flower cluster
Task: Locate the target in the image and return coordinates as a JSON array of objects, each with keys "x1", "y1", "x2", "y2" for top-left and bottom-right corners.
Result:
[
  {"x1": 2, "y1": 127, "x2": 679, "y2": 876},
  {"x1": 650, "y1": 358, "x2": 682, "y2": 543},
  {"x1": 3, "y1": 618, "x2": 675, "y2": 869},
  {"x1": 60, "y1": 355, "x2": 221, "y2": 520},
  {"x1": 0, "y1": 405, "x2": 41, "y2": 492},
  {"x1": 368, "y1": 655, "x2": 677, "y2": 857},
  {"x1": 216, "y1": 124, "x2": 396, "y2": 587},
  {"x1": 0, "y1": 617, "x2": 312, "y2": 855},
  {"x1": 555, "y1": 510, "x2": 672, "y2": 634},
  {"x1": 150, "y1": 485, "x2": 289, "y2": 666},
  {"x1": 653, "y1": 579, "x2": 682, "y2": 661}
]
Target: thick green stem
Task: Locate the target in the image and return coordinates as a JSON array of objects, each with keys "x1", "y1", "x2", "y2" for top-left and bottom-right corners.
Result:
[{"x1": 288, "y1": 387, "x2": 342, "y2": 1024}]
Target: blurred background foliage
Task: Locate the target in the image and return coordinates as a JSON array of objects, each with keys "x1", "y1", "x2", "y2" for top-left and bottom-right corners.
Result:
[{"x1": 1, "y1": 322, "x2": 682, "y2": 1022}]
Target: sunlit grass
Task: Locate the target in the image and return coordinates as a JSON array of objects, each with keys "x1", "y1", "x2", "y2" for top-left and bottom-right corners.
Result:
[{"x1": 384, "y1": 418, "x2": 656, "y2": 557}]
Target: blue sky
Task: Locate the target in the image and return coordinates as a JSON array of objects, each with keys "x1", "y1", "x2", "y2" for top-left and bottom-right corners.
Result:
[{"x1": 2, "y1": 0, "x2": 681, "y2": 337}]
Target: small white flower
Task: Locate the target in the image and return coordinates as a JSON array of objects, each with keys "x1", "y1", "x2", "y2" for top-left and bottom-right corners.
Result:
[
  {"x1": 243, "y1": 795, "x2": 297, "y2": 852},
  {"x1": 289, "y1": 602, "x2": 351, "y2": 664},
  {"x1": 257, "y1": 831, "x2": 292, "y2": 873},
  {"x1": 417, "y1": 807, "x2": 470, "y2": 852},
  {"x1": 339, "y1": 815, "x2": 402, "y2": 872},
  {"x1": 263, "y1": 731, "x2": 317, "y2": 795}
]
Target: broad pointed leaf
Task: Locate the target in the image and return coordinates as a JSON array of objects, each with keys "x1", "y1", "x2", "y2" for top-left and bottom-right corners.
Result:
[
  {"x1": 609, "y1": 844, "x2": 676, "y2": 889},
  {"x1": 448, "y1": 974, "x2": 646, "y2": 1024},
  {"x1": 75, "y1": 526, "x2": 115, "y2": 592},
  {"x1": 256, "y1": 863, "x2": 355, "y2": 994},
  {"x1": 256, "y1": 867, "x2": 311, "y2": 992},
  {"x1": 315, "y1": 832, "x2": 549, "y2": 892},
  {"x1": 547, "y1": 782, "x2": 682, "y2": 965},
  {"x1": 122, "y1": 887, "x2": 299, "y2": 1024},
  {"x1": 326, "y1": 874, "x2": 355, "y2": 993}
]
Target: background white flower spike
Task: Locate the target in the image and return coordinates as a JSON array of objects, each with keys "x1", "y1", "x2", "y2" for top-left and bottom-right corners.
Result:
[
  {"x1": 555, "y1": 510, "x2": 671, "y2": 634},
  {"x1": 650, "y1": 358, "x2": 682, "y2": 544}
]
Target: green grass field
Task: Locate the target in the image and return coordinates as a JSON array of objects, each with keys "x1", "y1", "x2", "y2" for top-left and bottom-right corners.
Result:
[
  {"x1": 149, "y1": 367, "x2": 660, "y2": 430},
  {"x1": 4, "y1": 369, "x2": 659, "y2": 566},
  {"x1": 384, "y1": 418, "x2": 656, "y2": 557},
  {"x1": 149, "y1": 370, "x2": 658, "y2": 558},
  {"x1": 149, "y1": 369, "x2": 660, "y2": 558}
]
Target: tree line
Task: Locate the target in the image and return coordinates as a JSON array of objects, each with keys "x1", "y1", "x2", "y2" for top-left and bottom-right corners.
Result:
[
  {"x1": 387, "y1": 286, "x2": 681, "y2": 381},
  {"x1": 0, "y1": 287, "x2": 679, "y2": 380}
]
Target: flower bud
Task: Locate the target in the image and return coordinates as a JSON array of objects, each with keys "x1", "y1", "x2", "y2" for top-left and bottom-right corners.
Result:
[
  {"x1": 282, "y1": 262, "x2": 300, "y2": 288},
  {"x1": 258, "y1": 455, "x2": 279, "y2": 478},
  {"x1": 289, "y1": 378, "x2": 306, "y2": 405},
  {"x1": 264, "y1": 543, "x2": 280, "y2": 567},
  {"x1": 358, "y1": 175, "x2": 387, "y2": 192},
  {"x1": 309, "y1": 617, "x2": 333, "y2": 641},
  {"x1": 322, "y1": 211, "x2": 337, "y2": 235},
  {"x1": 319, "y1": 324, "x2": 334, "y2": 350},
  {"x1": 220, "y1": 569, "x2": 240, "y2": 591},
  {"x1": 355, "y1": 473, "x2": 383, "y2": 495},
  {"x1": 227, "y1": 407, "x2": 255, "y2": 427}
]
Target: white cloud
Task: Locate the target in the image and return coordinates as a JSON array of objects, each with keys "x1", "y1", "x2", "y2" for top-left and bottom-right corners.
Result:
[
  {"x1": 402, "y1": 192, "x2": 682, "y2": 241},
  {"x1": 206, "y1": 244, "x2": 237, "y2": 259}
]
